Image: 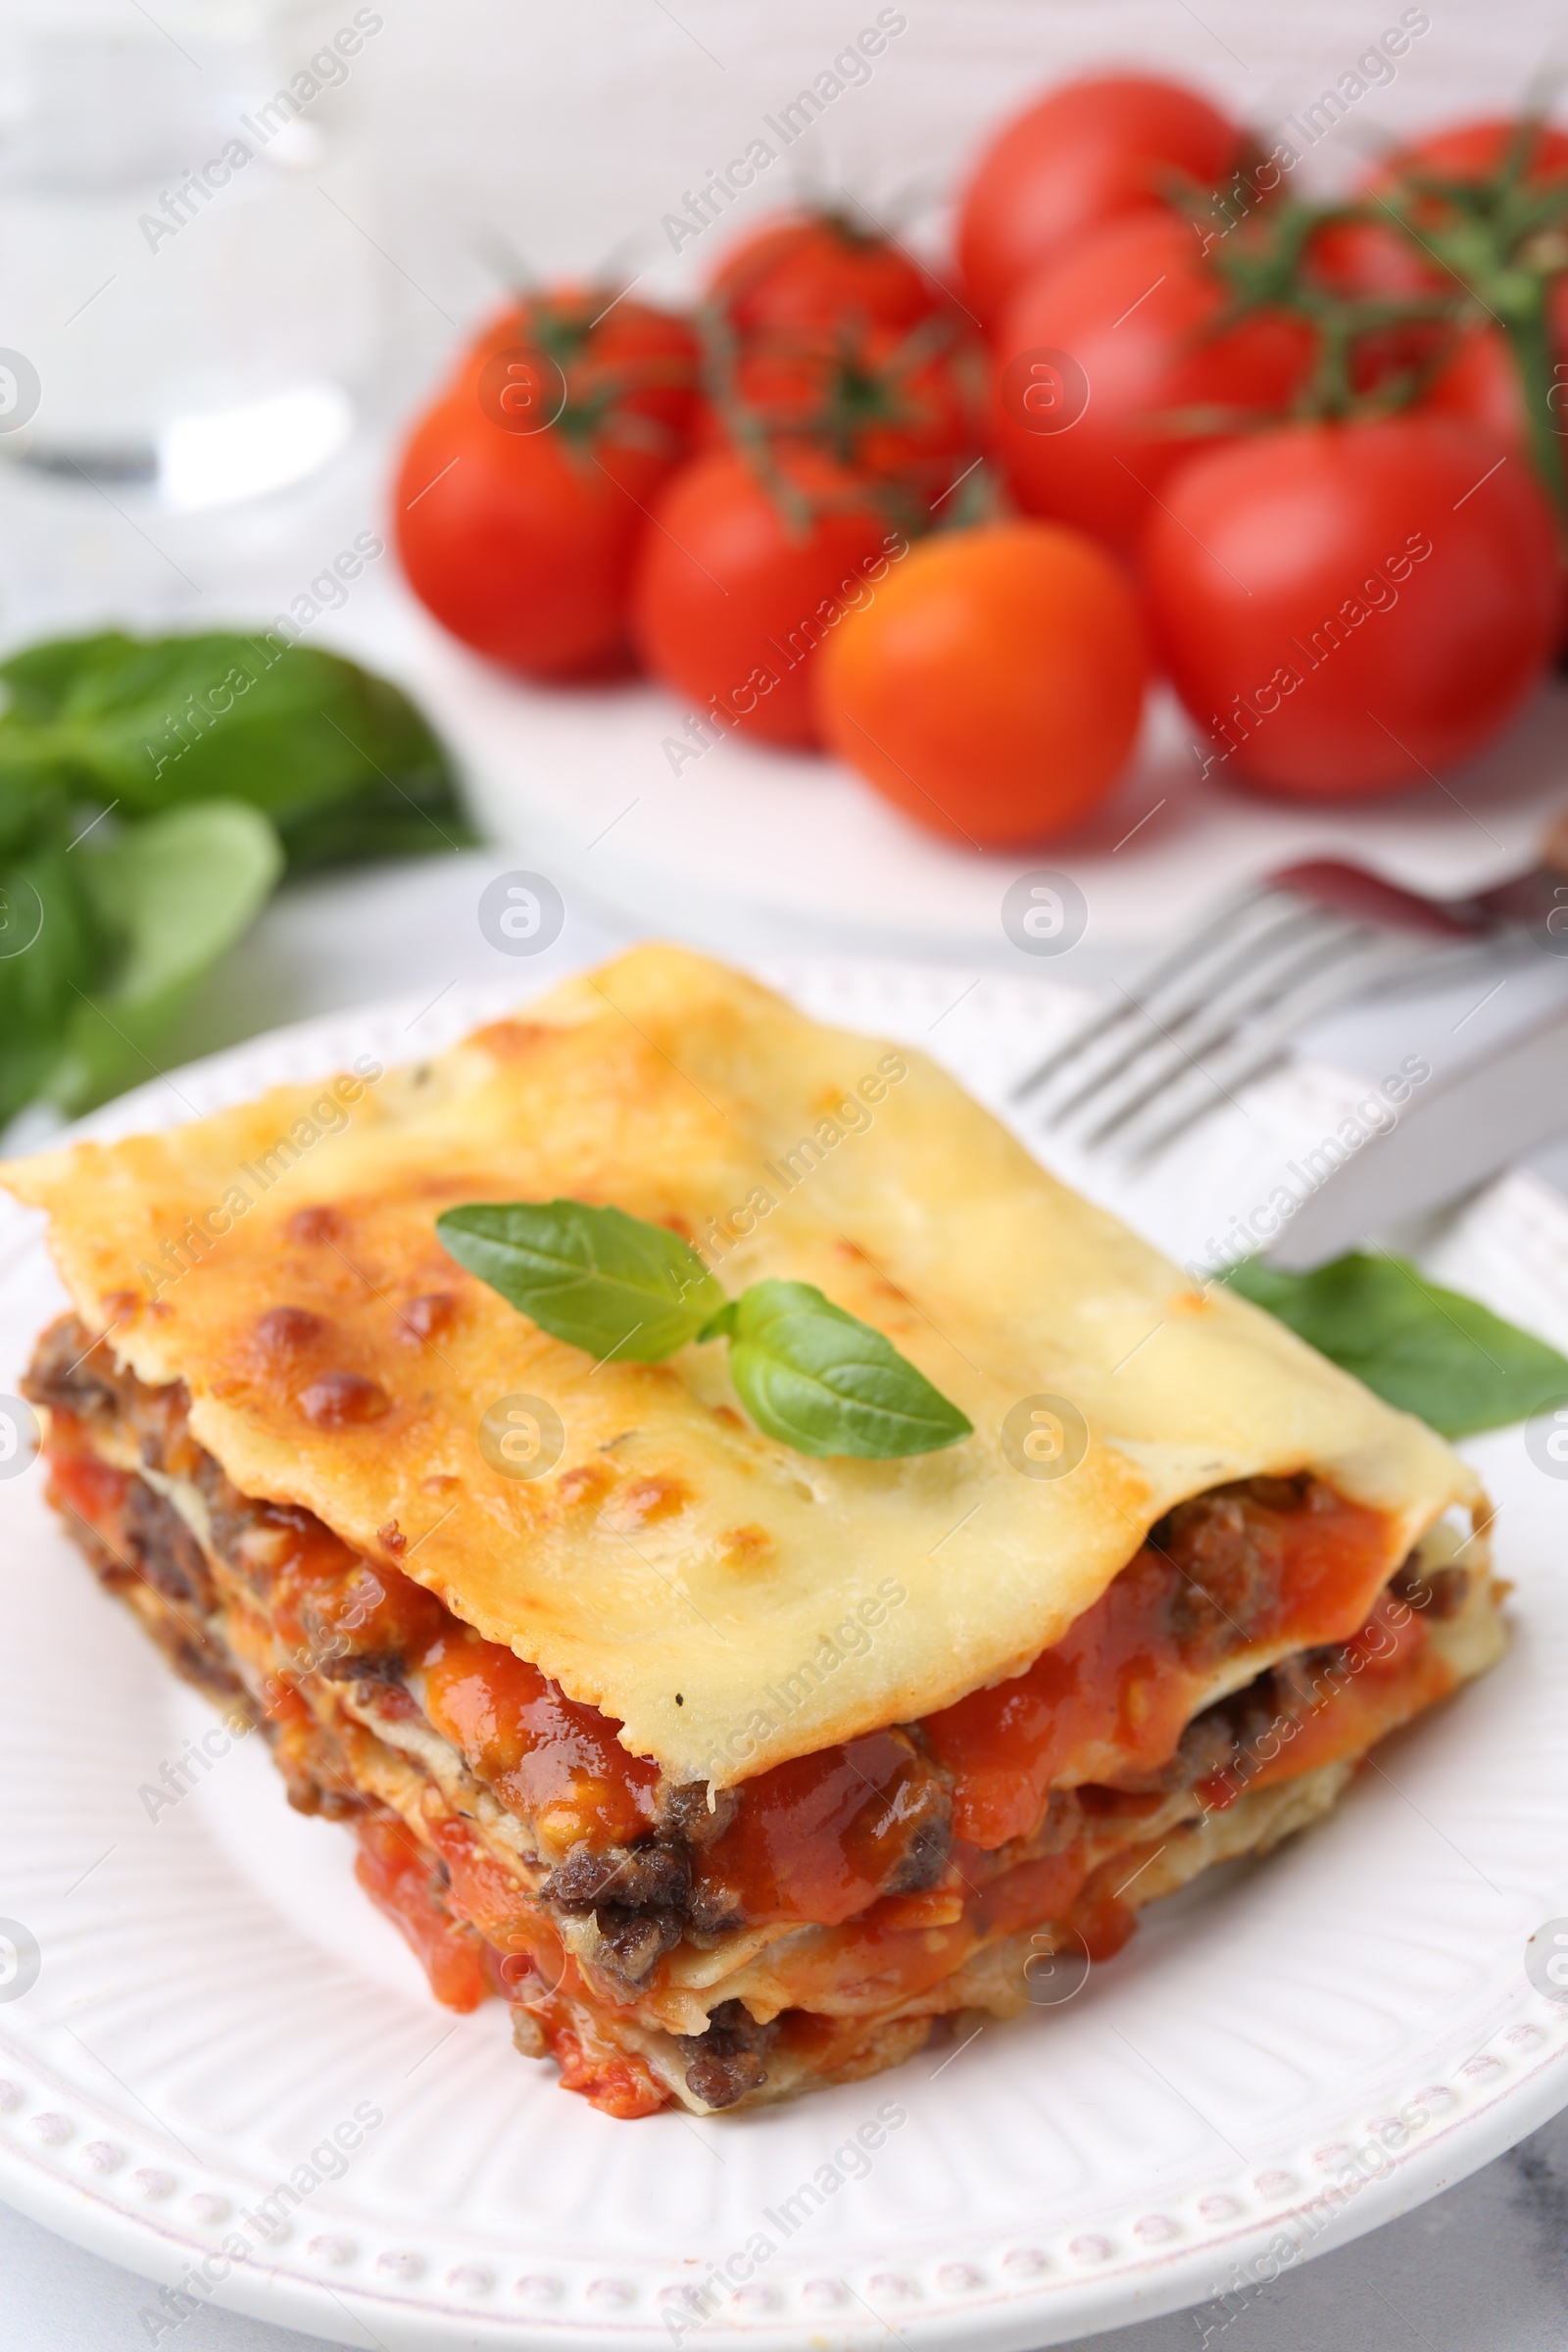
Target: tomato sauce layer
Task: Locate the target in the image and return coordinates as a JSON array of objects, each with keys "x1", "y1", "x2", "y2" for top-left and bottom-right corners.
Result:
[
  {"x1": 922, "y1": 1480, "x2": 1396, "y2": 1846},
  {"x1": 354, "y1": 1814, "x2": 493, "y2": 2011},
  {"x1": 259, "y1": 1504, "x2": 448, "y2": 1668},
  {"x1": 46, "y1": 1440, "x2": 133, "y2": 1534},
  {"x1": 417, "y1": 1624, "x2": 662, "y2": 1849},
  {"x1": 1197, "y1": 1585, "x2": 1452, "y2": 1812},
  {"x1": 47, "y1": 1425, "x2": 1412, "y2": 1926},
  {"x1": 692, "y1": 1730, "x2": 942, "y2": 1926},
  {"x1": 46, "y1": 1421, "x2": 1453, "y2": 2120}
]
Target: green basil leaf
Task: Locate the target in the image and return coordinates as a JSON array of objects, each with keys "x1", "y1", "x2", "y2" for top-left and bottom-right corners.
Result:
[
  {"x1": 0, "y1": 627, "x2": 472, "y2": 1131},
  {"x1": 722, "y1": 1278, "x2": 972, "y2": 1459},
  {"x1": 1225, "y1": 1251, "x2": 1568, "y2": 1438},
  {"x1": 42, "y1": 801, "x2": 283, "y2": 1114},
  {"x1": 437, "y1": 1200, "x2": 725, "y2": 1364},
  {"x1": 0, "y1": 821, "x2": 110, "y2": 1126},
  {"x1": 0, "y1": 630, "x2": 471, "y2": 870},
  {"x1": 0, "y1": 760, "x2": 70, "y2": 860}
]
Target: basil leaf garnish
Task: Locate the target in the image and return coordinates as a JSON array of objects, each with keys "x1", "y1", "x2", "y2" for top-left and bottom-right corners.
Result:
[
  {"x1": 721, "y1": 1278, "x2": 973, "y2": 1459},
  {"x1": 1225, "y1": 1251, "x2": 1568, "y2": 1439},
  {"x1": 437, "y1": 1199, "x2": 725, "y2": 1364},
  {"x1": 439, "y1": 1200, "x2": 972, "y2": 1458}
]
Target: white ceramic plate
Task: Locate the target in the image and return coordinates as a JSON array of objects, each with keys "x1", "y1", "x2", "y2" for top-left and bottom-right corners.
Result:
[
  {"x1": 330, "y1": 586, "x2": 1568, "y2": 962},
  {"x1": 1, "y1": 959, "x2": 1566, "y2": 2352}
]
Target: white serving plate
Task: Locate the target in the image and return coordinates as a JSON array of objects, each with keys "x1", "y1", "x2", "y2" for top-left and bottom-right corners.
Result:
[
  {"x1": 0, "y1": 958, "x2": 1565, "y2": 2352},
  {"x1": 329, "y1": 586, "x2": 1568, "y2": 964}
]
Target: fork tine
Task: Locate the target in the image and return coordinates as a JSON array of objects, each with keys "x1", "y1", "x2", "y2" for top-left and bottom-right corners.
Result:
[
  {"x1": 1007, "y1": 876, "x2": 1277, "y2": 1103},
  {"x1": 1073, "y1": 918, "x2": 1380, "y2": 1150},
  {"x1": 1043, "y1": 897, "x2": 1352, "y2": 1127},
  {"x1": 1057, "y1": 907, "x2": 1369, "y2": 1140},
  {"x1": 1113, "y1": 934, "x2": 1433, "y2": 1162}
]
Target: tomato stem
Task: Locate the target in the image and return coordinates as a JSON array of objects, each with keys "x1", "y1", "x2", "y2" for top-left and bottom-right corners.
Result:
[
  {"x1": 694, "y1": 302, "x2": 930, "y2": 546},
  {"x1": 1190, "y1": 135, "x2": 1568, "y2": 529},
  {"x1": 1350, "y1": 122, "x2": 1568, "y2": 526},
  {"x1": 1497, "y1": 281, "x2": 1568, "y2": 523}
]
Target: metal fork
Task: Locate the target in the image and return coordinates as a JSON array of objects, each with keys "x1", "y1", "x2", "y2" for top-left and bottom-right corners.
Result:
[{"x1": 1011, "y1": 840, "x2": 1568, "y2": 1165}]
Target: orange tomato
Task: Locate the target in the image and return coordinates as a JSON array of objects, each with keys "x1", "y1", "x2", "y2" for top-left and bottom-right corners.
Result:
[{"x1": 813, "y1": 520, "x2": 1147, "y2": 846}]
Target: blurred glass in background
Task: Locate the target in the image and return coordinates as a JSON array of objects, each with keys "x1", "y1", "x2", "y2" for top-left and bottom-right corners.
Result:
[
  {"x1": 0, "y1": 0, "x2": 389, "y2": 632},
  {"x1": 0, "y1": 0, "x2": 382, "y2": 500}
]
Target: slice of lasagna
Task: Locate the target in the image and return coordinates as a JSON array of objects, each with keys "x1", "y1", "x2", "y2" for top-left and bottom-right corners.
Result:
[{"x1": 4, "y1": 946, "x2": 1504, "y2": 2118}]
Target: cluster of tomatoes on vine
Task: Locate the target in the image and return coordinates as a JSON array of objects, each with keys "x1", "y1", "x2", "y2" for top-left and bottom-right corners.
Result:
[{"x1": 395, "y1": 74, "x2": 1568, "y2": 851}]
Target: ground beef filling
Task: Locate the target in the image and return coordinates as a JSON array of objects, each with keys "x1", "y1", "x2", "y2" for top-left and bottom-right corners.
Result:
[
  {"x1": 675, "y1": 1999, "x2": 778, "y2": 2109},
  {"x1": 1155, "y1": 1477, "x2": 1303, "y2": 1666}
]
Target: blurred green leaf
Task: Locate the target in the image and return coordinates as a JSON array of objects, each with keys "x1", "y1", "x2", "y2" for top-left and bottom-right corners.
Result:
[
  {"x1": 0, "y1": 825, "x2": 107, "y2": 1125},
  {"x1": 0, "y1": 629, "x2": 472, "y2": 869},
  {"x1": 0, "y1": 627, "x2": 469, "y2": 1128},
  {"x1": 42, "y1": 802, "x2": 284, "y2": 1113},
  {"x1": 1225, "y1": 1250, "x2": 1568, "y2": 1437}
]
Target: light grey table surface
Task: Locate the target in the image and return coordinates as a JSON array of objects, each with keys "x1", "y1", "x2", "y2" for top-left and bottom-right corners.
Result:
[{"x1": 3, "y1": 847, "x2": 1566, "y2": 2349}]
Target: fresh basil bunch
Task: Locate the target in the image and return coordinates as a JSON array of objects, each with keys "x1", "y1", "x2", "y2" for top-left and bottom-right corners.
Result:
[
  {"x1": 436, "y1": 1198, "x2": 973, "y2": 1460},
  {"x1": 0, "y1": 629, "x2": 469, "y2": 1123}
]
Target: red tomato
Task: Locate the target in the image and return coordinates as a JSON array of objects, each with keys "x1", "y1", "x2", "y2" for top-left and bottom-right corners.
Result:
[
  {"x1": 1314, "y1": 122, "x2": 1568, "y2": 323},
  {"x1": 394, "y1": 406, "x2": 677, "y2": 681},
  {"x1": 454, "y1": 288, "x2": 701, "y2": 443},
  {"x1": 1372, "y1": 115, "x2": 1568, "y2": 193},
  {"x1": 991, "y1": 212, "x2": 1312, "y2": 557},
  {"x1": 696, "y1": 319, "x2": 982, "y2": 499},
  {"x1": 1418, "y1": 326, "x2": 1526, "y2": 443},
  {"x1": 1142, "y1": 416, "x2": 1559, "y2": 798},
  {"x1": 1309, "y1": 165, "x2": 1568, "y2": 427},
  {"x1": 1417, "y1": 279, "x2": 1568, "y2": 458},
  {"x1": 706, "y1": 211, "x2": 942, "y2": 336},
  {"x1": 1320, "y1": 119, "x2": 1568, "y2": 339},
  {"x1": 630, "y1": 447, "x2": 902, "y2": 749},
  {"x1": 813, "y1": 520, "x2": 1147, "y2": 846},
  {"x1": 1306, "y1": 216, "x2": 1434, "y2": 299},
  {"x1": 957, "y1": 74, "x2": 1247, "y2": 323},
  {"x1": 1329, "y1": 120, "x2": 1568, "y2": 349},
  {"x1": 1300, "y1": 214, "x2": 1449, "y2": 396},
  {"x1": 1333, "y1": 119, "x2": 1568, "y2": 510},
  {"x1": 394, "y1": 288, "x2": 702, "y2": 680},
  {"x1": 1418, "y1": 335, "x2": 1568, "y2": 633}
]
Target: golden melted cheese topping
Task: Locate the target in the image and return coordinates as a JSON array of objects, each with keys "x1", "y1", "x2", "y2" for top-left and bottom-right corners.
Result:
[{"x1": 3, "y1": 946, "x2": 1481, "y2": 1785}]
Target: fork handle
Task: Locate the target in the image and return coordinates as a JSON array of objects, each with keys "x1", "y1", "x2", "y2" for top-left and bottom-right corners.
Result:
[
  {"x1": 1543, "y1": 804, "x2": 1568, "y2": 875},
  {"x1": 1265, "y1": 858, "x2": 1479, "y2": 937},
  {"x1": 1467, "y1": 804, "x2": 1568, "y2": 928}
]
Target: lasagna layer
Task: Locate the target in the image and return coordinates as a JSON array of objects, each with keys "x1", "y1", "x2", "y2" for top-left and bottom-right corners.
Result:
[
  {"x1": 0, "y1": 945, "x2": 1484, "y2": 1788},
  {"x1": 27, "y1": 1316, "x2": 1506, "y2": 2118}
]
